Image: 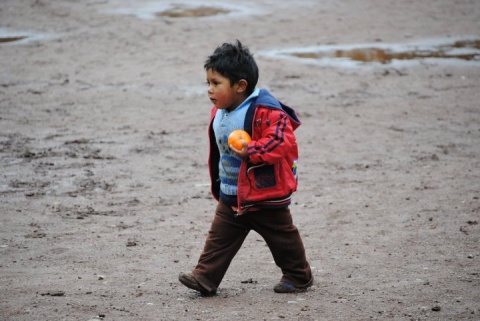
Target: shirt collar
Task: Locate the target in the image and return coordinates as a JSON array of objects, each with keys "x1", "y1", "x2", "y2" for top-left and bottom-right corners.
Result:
[{"x1": 227, "y1": 88, "x2": 260, "y2": 113}]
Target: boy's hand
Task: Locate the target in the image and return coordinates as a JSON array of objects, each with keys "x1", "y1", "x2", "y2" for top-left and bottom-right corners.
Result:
[{"x1": 230, "y1": 141, "x2": 248, "y2": 159}]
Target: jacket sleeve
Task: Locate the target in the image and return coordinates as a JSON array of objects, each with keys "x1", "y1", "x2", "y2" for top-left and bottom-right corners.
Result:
[{"x1": 246, "y1": 108, "x2": 297, "y2": 165}]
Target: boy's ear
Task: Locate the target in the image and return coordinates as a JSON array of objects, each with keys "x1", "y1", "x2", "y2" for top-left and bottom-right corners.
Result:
[{"x1": 236, "y1": 79, "x2": 248, "y2": 93}]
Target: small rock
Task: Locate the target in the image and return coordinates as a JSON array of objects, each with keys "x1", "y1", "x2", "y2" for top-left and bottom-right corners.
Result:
[
  {"x1": 41, "y1": 291, "x2": 65, "y2": 297},
  {"x1": 126, "y1": 240, "x2": 137, "y2": 247},
  {"x1": 432, "y1": 305, "x2": 441, "y2": 312},
  {"x1": 460, "y1": 226, "x2": 469, "y2": 235}
]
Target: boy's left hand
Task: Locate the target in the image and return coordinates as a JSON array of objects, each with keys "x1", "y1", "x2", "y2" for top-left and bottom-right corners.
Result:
[{"x1": 230, "y1": 141, "x2": 249, "y2": 159}]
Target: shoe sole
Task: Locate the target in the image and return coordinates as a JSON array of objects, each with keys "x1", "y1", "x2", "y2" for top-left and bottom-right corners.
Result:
[{"x1": 179, "y1": 273, "x2": 216, "y2": 296}]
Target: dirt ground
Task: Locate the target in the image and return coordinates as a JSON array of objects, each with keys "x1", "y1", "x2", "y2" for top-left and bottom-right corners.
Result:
[{"x1": 1, "y1": 1, "x2": 479, "y2": 320}]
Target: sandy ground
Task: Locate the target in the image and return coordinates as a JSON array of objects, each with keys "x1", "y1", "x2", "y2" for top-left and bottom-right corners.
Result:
[{"x1": 1, "y1": 0, "x2": 480, "y2": 320}]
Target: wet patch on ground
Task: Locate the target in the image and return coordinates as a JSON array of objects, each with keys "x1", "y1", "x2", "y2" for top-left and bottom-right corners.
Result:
[
  {"x1": 0, "y1": 36, "x2": 28, "y2": 44},
  {"x1": 156, "y1": 5, "x2": 230, "y2": 18},
  {"x1": 0, "y1": 28, "x2": 50, "y2": 45},
  {"x1": 259, "y1": 38, "x2": 480, "y2": 67},
  {"x1": 102, "y1": 1, "x2": 263, "y2": 20}
]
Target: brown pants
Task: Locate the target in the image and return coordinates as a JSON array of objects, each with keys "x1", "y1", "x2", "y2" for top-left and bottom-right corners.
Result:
[{"x1": 192, "y1": 201, "x2": 313, "y2": 292}]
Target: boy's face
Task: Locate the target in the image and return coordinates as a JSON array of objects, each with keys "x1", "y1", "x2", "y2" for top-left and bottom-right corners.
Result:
[{"x1": 206, "y1": 69, "x2": 247, "y2": 112}]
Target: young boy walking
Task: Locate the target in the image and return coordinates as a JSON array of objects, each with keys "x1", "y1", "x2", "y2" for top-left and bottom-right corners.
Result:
[{"x1": 179, "y1": 40, "x2": 313, "y2": 295}]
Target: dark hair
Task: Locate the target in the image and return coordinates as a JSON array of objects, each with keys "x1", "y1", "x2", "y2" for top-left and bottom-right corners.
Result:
[{"x1": 204, "y1": 40, "x2": 259, "y2": 95}]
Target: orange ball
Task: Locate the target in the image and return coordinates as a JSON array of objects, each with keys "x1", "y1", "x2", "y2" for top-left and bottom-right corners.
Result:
[{"x1": 228, "y1": 129, "x2": 252, "y2": 150}]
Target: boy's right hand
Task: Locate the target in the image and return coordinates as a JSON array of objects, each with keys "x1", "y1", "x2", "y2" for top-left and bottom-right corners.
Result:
[{"x1": 230, "y1": 141, "x2": 249, "y2": 159}]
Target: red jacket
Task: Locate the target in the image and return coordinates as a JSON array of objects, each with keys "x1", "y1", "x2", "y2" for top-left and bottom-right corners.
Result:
[{"x1": 208, "y1": 89, "x2": 301, "y2": 215}]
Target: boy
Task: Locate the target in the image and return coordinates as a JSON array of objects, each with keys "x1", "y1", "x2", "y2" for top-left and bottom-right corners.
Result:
[{"x1": 179, "y1": 40, "x2": 313, "y2": 295}]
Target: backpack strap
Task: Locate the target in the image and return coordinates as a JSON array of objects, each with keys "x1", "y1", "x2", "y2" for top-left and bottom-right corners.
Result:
[{"x1": 243, "y1": 95, "x2": 259, "y2": 138}]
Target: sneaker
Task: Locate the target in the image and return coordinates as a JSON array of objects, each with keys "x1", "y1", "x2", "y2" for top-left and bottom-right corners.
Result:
[
  {"x1": 178, "y1": 272, "x2": 216, "y2": 296},
  {"x1": 273, "y1": 281, "x2": 308, "y2": 293}
]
